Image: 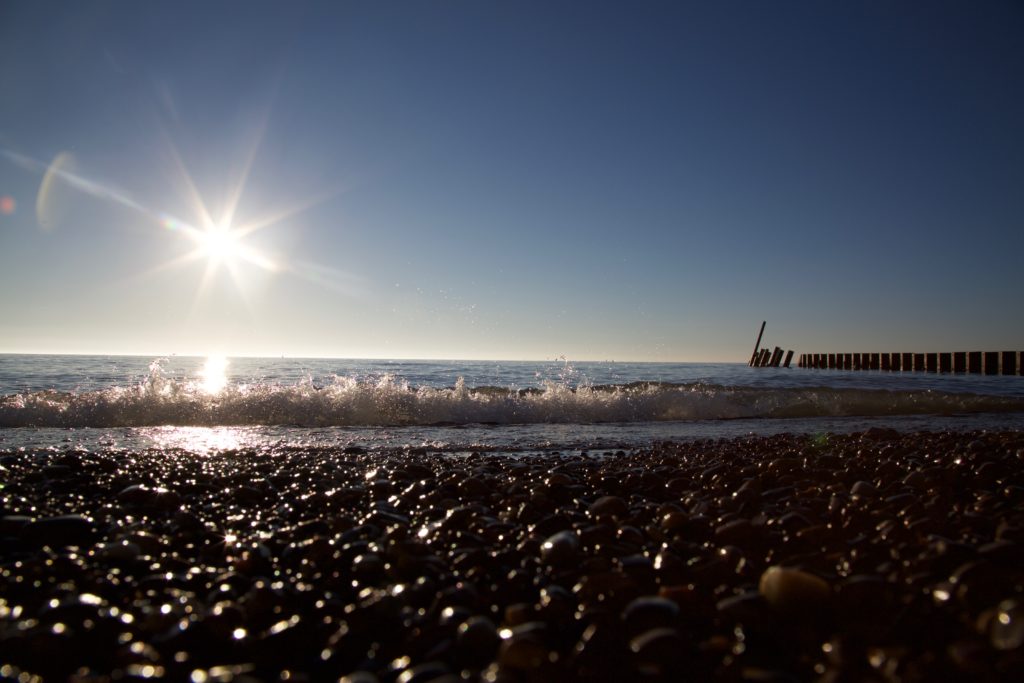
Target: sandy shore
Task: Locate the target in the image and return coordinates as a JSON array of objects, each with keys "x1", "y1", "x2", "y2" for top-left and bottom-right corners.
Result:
[{"x1": 1, "y1": 430, "x2": 1023, "y2": 681}]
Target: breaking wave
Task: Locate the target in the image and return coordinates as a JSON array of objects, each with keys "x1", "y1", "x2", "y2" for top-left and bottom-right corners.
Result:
[{"x1": 3, "y1": 371, "x2": 1023, "y2": 428}]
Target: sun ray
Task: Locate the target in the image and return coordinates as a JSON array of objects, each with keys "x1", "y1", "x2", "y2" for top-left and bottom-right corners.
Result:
[
  {"x1": 220, "y1": 105, "x2": 272, "y2": 231},
  {"x1": 232, "y1": 185, "x2": 347, "y2": 239},
  {"x1": 158, "y1": 128, "x2": 217, "y2": 230}
]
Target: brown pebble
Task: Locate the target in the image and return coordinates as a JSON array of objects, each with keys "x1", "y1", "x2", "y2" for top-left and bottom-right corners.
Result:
[
  {"x1": 758, "y1": 566, "x2": 831, "y2": 619},
  {"x1": 589, "y1": 495, "x2": 628, "y2": 517}
]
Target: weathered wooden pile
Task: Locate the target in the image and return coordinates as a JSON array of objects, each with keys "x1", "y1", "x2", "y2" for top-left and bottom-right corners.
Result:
[
  {"x1": 748, "y1": 322, "x2": 1022, "y2": 375},
  {"x1": 798, "y1": 350, "x2": 1023, "y2": 375},
  {"x1": 747, "y1": 321, "x2": 795, "y2": 368}
]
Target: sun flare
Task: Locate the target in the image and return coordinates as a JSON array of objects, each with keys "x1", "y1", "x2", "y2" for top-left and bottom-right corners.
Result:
[
  {"x1": 199, "y1": 225, "x2": 241, "y2": 265},
  {"x1": 199, "y1": 355, "x2": 229, "y2": 394}
]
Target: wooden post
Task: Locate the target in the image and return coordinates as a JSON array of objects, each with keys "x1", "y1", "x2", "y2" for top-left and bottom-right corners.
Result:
[
  {"x1": 880, "y1": 354, "x2": 890, "y2": 371},
  {"x1": 902, "y1": 353, "x2": 913, "y2": 372},
  {"x1": 853, "y1": 354, "x2": 862, "y2": 371},
  {"x1": 913, "y1": 353, "x2": 925, "y2": 372},
  {"x1": 783, "y1": 350, "x2": 794, "y2": 368},
  {"x1": 939, "y1": 353, "x2": 952, "y2": 373},
  {"x1": 749, "y1": 321, "x2": 766, "y2": 366},
  {"x1": 953, "y1": 352, "x2": 967, "y2": 373},
  {"x1": 984, "y1": 351, "x2": 1000, "y2": 375},
  {"x1": 968, "y1": 351, "x2": 982, "y2": 373},
  {"x1": 869, "y1": 353, "x2": 880, "y2": 370},
  {"x1": 828, "y1": 353, "x2": 836, "y2": 369},
  {"x1": 926, "y1": 353, "x2": 938, "y2": 373},
  {"x1": 890, "y1": 353, "x2": 901, "y2": 371},
  {"x1": 843, "y1": 353, "x2": 853, "y2": 370},
  {"x1": 760, "y1": 348, "x2": 771, "y2": 367},
  {"x1": 1001, "y1": 351, "x2": 1016, "y2": 376}
]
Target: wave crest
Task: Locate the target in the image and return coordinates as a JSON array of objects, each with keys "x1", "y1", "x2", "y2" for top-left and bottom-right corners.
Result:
[{"x1": 3, "y1": 373, "x2": 1023, "y2": 428}]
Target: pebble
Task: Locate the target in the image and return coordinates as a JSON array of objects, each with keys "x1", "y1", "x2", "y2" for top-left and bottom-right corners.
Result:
[
  {"x1": 758, "y1": 566, "x2": 831, "y2": 620},
  {"x1": 623, "y1": 596, "x2": 680, "y2": 635},
  {"x1": 589, "y1": 495, "x2": 628, "y2": 517},
  {"x1": 0, "y1": 430, "x2": 1022, "y2": 680},
  {"x1": 540, "y1": 530, "x2": 580, "y2": 568},
  {"x1": 21, "y1": 514, "x2": 95, "y2": 547},
  {"x1": 989, "y1": 599, "x2": 1024, "y2": 650}
]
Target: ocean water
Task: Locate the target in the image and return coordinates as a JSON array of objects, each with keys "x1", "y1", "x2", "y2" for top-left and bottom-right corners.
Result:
[{"x1": 2, "y1": 353, "x2": 1023, "y2": 454}]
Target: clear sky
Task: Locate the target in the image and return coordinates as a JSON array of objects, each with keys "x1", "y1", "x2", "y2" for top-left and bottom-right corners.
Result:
[{"x1": 1, "y1": 1, "x2": 1022, "y2": 362}]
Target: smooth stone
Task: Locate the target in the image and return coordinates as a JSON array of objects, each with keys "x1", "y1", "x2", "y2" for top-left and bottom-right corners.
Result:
[
  {"x1": 396, "y1": 662, "x2": 451, "y2": 683},
  {"x1": 758, "y1": 566, "x2": 831, "y2": 619},
  {"x1": 0, "y1": 514, "x2": 33, "y2": 536},
  {"x1": 497, "y1": 623, "x2": 549, "y2": 670},
  {"x1": 589, "y1": 496, "x2": 628, "y2": 517},
  {"x1": 456, "y1": 616, "x2": 500, "y2": 667},
  {"x1": 97, "y1": 540, "x2": 142, "y2": 562},
  {"x1": 850, "y1": 481, "x2": 877, "y2": 499},
  {"x1": 540, "y1": 530, "x2": 580, "y2": 568},
  {"x1": 21, "y1": 514, "x2": 94, "y2": 547},
  {"x1": 623, "y1": 596, "x2": 680, "y2": 635},
  {"x1": 716, "y1": 591, "x2": 775, "y2": 630},
  {"x1": 715, "y1": 518, "x2": 754, "y2": 546},
  {"x1": 117, "y1": 484, "x2": 183, "y2": 510},
  {"x1": 629, "y1": 627, "x2": 686, "y2": 672},
  {"x1": 990, "y1": 600, "x2": 1024, "y2": 650},
  {"x1": 339, "y1": 674, "x2": 379, "y2": 683}
]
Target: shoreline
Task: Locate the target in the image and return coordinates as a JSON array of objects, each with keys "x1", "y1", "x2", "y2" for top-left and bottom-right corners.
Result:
[{"x1": 1, "y1": 430, "x2": 1022, "y2": 680}]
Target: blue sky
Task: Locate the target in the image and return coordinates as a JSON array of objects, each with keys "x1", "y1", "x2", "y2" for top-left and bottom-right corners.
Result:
[{"x1": 1, "y1": 1, "x2": 1022, "y2": 361}]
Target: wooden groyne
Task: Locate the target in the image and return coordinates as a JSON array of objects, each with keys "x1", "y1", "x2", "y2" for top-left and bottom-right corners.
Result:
[
  {"x1": 748, "y1": 321, "x2": 795, "y2": 368},
  {"x1": 797, "y1": 351, "x2": 1023, "y2": 375}
]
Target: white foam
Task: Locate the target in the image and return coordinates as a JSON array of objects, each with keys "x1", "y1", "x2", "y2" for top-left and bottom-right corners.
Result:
[{"x1": 2, "y1": 368, "x2": 1022, "y2": 428}]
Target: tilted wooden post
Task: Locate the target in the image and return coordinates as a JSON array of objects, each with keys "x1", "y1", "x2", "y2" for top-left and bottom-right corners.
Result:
[{"x1": 749, "y1": 321, "x2": 766, "y2": 366}]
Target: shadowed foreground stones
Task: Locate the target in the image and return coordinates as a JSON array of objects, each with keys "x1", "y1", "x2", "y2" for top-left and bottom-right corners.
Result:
[{"x1": 1, "y1": 430, "x2": 1024, "y2": 681}]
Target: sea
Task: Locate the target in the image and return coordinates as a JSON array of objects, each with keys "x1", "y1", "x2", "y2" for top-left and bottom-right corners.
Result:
[{"x1": 2, "y1": 354, "x2": 1024, "y2": 456}]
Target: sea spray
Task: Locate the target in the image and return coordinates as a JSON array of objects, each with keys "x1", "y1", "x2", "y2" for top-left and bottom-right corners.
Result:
[{"x1": 3, "y1": 375, "x2": 1023, "y2": 428}]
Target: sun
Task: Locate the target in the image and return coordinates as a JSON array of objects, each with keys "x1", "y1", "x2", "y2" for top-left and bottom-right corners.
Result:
[
  {"x1": 198, "y1": 224, "x2": 242, "y2": 266},
  {"x1": 178, "y1": 218, "x2": 279, "y2": 280}
]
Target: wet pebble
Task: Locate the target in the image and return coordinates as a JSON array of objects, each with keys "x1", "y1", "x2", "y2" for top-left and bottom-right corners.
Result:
[
  {"x1": 540, "y1": 530, "x2": 580, "y2": 568},
  {"x1": 21, "y1": 514, "x2": 95, "y2": 547}
]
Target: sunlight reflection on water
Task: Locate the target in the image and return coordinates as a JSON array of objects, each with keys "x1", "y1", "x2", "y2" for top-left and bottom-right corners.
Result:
[
  {"x1": 199, "y1": 355, "x2": 229, "y2": 394},
  {"x1": 144, "y1": 425, "x2": 250, "y2": 454}
]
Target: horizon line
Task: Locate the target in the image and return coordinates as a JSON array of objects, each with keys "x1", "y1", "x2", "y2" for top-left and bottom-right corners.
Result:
[{"x1": 0, "y1": 349, "x2": 744, "y2": 364}]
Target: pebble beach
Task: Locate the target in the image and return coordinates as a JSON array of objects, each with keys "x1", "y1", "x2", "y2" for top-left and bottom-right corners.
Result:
[{"x1": 2, "y1": 429, "x2": 1023, "y2": 682}]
